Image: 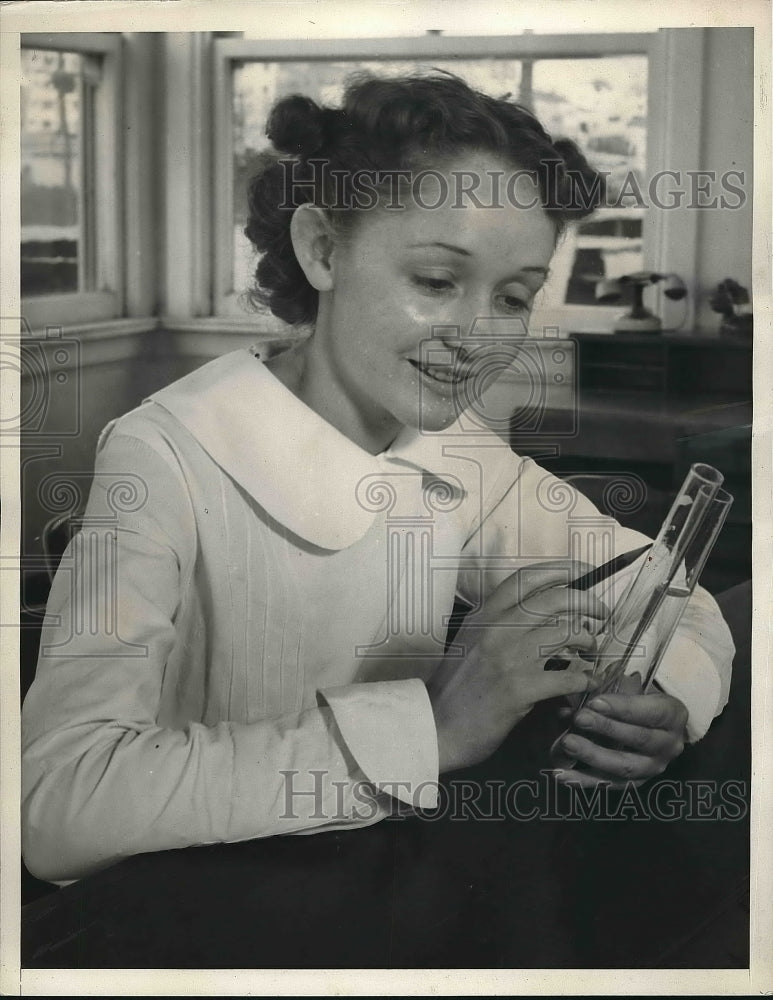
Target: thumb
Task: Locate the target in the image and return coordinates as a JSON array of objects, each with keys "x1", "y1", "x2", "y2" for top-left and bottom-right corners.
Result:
[{"x1": 526, "y1": 668, "x2": 592, "y2": 706}]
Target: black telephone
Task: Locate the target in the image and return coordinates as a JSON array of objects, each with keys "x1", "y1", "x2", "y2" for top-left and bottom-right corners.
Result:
[{"x1": 595, "y1": 271, "x2": 687, "y2": 333}]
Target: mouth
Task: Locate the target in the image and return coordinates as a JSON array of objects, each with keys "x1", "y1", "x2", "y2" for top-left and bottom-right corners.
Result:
[{"x1": 408, "y1": 357, "x2": 474, "y2": 388}]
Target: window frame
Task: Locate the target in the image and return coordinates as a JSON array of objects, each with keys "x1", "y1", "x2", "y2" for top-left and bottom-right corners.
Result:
[
  {"x1": 211, "y1": 31, "x2": 675, "y2": 331},
  {"x1": 20, "y1": 32, "x2": 123, "y2": 332}
]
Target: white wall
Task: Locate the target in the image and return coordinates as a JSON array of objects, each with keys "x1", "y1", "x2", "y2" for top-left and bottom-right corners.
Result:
[{"x1": 694, "y1": 27, "x2": 754, "y2": 329}]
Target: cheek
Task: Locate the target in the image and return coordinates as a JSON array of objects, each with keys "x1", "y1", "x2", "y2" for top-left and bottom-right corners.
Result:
[
  {"x1": 402, "y1": 299, "x2": 440, "y2": 327},
  {"x1": 332, "y1": 253, "x2": 435, "y2": 354},
  {"x1": 342, "y1": 288, "x2": 428, "y2": 356}
]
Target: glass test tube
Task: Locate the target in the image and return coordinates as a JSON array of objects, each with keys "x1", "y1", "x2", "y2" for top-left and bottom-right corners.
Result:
[
  {"x1": 550, "y1": 463, "x2": 731, "y2": 769},
  {"x1": 638, "y1": 486, "x2": 734, "y2": 693}
]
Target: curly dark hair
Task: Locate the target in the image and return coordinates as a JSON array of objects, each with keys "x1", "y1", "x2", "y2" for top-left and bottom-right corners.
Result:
[{"x1": 245, "y1": 72, "x2": 603, "y2": 326}]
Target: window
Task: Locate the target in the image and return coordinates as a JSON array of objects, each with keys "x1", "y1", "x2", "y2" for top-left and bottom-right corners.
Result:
[
  {"x1": 213, "y1": 33, "x2": 655, "y2": 330},
  {"x1": 22, "y1": 49, "x2": 96, "y2": 297},
  {"x1": 527, "y1": 56, "x2": 647, "y2": 310},
  {"x1": 20, "y1": 33, "x2": 122, "y2": 331}
]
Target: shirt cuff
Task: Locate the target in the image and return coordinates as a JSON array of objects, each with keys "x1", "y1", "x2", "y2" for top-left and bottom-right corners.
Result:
[
  {"x1": 652, "y1": 633, "x2": 722, "y2": 743},
  {"x1": 319, "y1": 679, "x2": 439, "y2": 810}
]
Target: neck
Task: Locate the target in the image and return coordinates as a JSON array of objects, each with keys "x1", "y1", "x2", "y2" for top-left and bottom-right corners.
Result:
[{"x1": 265, "y1": 339, "x2": 400, "y2": 455}]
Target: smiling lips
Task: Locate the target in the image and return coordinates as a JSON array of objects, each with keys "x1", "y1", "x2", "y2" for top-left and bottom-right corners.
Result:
[{"x1": 408, "y1": 356, "x2": 476, "y2": 388}]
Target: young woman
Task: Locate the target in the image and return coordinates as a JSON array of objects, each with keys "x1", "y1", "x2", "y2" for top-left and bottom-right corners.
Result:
[{"x1": 22, "y1": 73, "x2": 734, "y2": 883}]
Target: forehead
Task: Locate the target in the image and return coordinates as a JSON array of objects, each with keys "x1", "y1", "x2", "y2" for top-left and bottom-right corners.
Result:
[
  {"x1": 350, "y1": 152, "x2": 557, "y2": 263},
  {"x1": 411, "y1": 151, "x2": 538, "y2": 201}
]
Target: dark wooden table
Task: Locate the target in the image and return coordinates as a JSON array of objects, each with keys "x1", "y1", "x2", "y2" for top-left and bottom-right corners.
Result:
[{"x1": 21, "y1": 583, "x2": 750, "y2": 969}]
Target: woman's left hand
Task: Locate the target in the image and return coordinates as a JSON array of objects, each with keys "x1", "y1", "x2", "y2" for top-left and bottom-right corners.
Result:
[{"x1": 554, "y1": 674, "x2": 689, "y2": 789}]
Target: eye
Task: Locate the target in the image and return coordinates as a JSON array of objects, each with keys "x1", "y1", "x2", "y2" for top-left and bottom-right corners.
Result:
[
  {"x1": 413, "y1": 275, "x2": 455, "y2": 294},
  {"x1": 497, "y1": 293, "x2": 529, "y2": 314}
]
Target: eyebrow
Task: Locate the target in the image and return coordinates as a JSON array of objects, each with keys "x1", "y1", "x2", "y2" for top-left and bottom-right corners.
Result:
[
  {"x1": 408, "y1": 241, "x2": 472, "y2": 256},
  {"x1": 407, "y1": 242, "x2": 550, "y2": 277}
]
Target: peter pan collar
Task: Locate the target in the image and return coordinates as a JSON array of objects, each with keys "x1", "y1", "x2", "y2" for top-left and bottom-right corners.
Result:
[{"x1": 145, "y1": 348, "x2": 473, "y2": 550}]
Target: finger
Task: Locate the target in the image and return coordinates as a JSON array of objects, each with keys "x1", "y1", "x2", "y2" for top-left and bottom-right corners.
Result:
[
  {"x1": 558, "y1": 732, "x2": 666, "y2": 781},
  {"x1": 530, "y1": 589, "x2": 609, "y2": 623},
  {"x1": 553, "y1": 768, "x2": 643, "y2": 793},
  {"x1": 536, "y1": 625, "x2": 598, "y2": 658},
  {"x1": 585, "y1": 692, "x2": 688, "y2": 731},
  {"x1": 477, "y1": 597, "x2": 607, "y2": 647},
  {"x1": 617, "y1": 672, "x2": 644, "y2": 695},
  {"x1": 521, "y1": 668, "x2": 591, "y2": 706},
  {"x1": 562, "y1": 688, "x2": 592, "y2": 715},
  {"x1": 498, "y1": 587, "x2": 609, "y2": 627},
  {"x1": 545, "y1": 647, "x2": 598, "y2": 672},
  {"x1": 486, "y1": 561, "x2": 594, "y2": 613},
  {"x1": 572, "y1": 708, "x2": 682, "y2": 758}
]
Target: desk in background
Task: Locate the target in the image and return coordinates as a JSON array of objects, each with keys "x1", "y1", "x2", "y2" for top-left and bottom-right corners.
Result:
[{"x1": 511, "y1": 331, "x2": 752, "y2": 592}]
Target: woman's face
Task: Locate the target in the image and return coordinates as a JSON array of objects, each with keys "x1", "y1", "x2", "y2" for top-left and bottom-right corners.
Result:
[{"x1": 305, "y1": 152, "x2": 558, "y2": 452}]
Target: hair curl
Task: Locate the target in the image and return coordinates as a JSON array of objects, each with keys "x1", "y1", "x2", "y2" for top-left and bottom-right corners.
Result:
[{"x1": 245, "y1": 72, "x2": 603, "y2": 326}]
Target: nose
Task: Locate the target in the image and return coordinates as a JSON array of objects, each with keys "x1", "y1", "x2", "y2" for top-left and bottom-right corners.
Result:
[{"x1": 436, "y1": 314, "x2": 530, "y2": 360}]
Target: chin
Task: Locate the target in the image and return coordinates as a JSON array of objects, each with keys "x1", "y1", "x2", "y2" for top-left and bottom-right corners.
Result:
[{"x1": 410, "y1": 399, "x2": 462, "y2": 434}]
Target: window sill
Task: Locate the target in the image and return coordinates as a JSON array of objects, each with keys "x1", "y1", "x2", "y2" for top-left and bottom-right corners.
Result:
[
  {"x1": 17, "y1": 313, "x2": 301, "y2": 377},
  {"x1": 159, "y1": 315, "x2": 304, "y2": 358},
  {"x1": 20, "y1": 317, "x2": 158, "y2": 371}
]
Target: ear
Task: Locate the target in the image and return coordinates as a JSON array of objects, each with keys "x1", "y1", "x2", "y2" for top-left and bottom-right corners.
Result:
[{"x1": 290, "y1": 204, "x2": 337, "y2": 293}]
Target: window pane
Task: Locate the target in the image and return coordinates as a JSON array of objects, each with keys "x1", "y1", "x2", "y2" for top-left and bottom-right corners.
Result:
[
  {"x1": 231, "y1": 54, "x2": 646, "y2": 308},
  {"x1": 21, "y1": 49, "x2": 85, "y2": 297},
  {"x1": 531, "y1": 56, "x2": 647, "y2": 306}
]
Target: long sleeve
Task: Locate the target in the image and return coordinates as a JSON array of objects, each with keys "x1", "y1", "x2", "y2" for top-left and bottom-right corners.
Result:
[
  {"x1": 21, "y1": 429, "x2": 438, "y2": 883},
  {"x1": 456, "y1": 453, "x2": 734, "y2": 742}
]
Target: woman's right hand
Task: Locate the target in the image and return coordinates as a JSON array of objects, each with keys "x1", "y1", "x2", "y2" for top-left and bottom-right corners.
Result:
[{"x1": 426, "y1": 562, "x2": 608, "y2": 773}]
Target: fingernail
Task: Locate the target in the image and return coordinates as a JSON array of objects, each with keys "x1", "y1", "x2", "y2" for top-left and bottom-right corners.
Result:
[
  {"x1": 563, "y1": 735, "x2": 580, "y2": 751},
  {"x1": 589, "y1": 698, "x2": 610, "y2": 713}
]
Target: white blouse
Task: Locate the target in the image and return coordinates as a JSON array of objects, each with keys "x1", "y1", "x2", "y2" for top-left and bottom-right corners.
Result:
[{"x1": 21, "y1": 348, "x2": 734, "y2": 882}]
